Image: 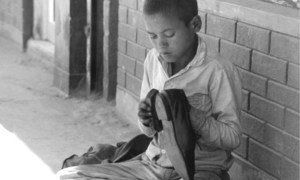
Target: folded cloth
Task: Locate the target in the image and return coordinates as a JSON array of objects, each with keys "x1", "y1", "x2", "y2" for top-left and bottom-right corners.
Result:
[{"x1": 61, "y1": 134, "x2": 152, "y2": 169}]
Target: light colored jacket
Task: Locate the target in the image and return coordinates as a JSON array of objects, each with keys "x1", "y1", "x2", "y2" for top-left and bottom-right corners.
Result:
[{"x1": 139, "y1": 36, "x2": 242, "y2": 171}]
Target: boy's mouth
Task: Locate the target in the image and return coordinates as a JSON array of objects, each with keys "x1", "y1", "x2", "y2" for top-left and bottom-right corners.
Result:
[
  {"x1": 160, "y1": 52, "x2": 171, "y2": 56},
  {"x1": 161, "y1": 51, "x2": 170, "y2": 54}
]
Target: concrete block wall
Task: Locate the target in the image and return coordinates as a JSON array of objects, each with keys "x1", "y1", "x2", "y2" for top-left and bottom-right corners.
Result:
[
  {"x1": 117, "y1": 0, "x2": 147, "y2": 98},
  {"x1": 201, "y1": 11, "x2": 299, "y2": 180},
  {"x1": 0, "y1": 0, "x2": 23, "y2": 49},
  {"x1": 116, "y1": 0, "x2": 148, "y2": 123},
  {"x1": 116, "y1": 0, "x2": 300, "y2": 179}
]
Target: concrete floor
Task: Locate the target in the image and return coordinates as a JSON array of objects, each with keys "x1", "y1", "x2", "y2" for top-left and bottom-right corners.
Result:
[{"x1": 0, "y1": 38, "x2": 140, "y2": 179}]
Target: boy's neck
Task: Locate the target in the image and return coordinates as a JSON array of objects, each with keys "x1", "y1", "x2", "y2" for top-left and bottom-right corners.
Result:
[{"x1": 171, "y1": 35, "x2": 198, "y2": 75}]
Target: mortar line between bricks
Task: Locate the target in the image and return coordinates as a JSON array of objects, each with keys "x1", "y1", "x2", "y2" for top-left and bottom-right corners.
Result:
[
  {"x1": 265, "y1": 79, "x2": 269, "y2": 98},
  {"x1": 248, "y1": 136, "x2": 284, "y2": 156},
  {"x1": 232, "y1": 152, "x2": 246, "y2": 162},
  {"x1": 243, "y1": 110, "x2": 281, "y2": 134},
  {"x1": 282, "y1": 107, "x2": 287, "y2": 129},
  {"x1": 232, "y1": 154, "x2": 272, "y2": 178},
  {"x1": 217, "y1": 38, "x2": 220, "y2": 53},
  {"x1": 245, "y1": 135, "x2": 249, "y2": 160},
  {"x1": 124, "y1": 72, "x2": 127, "y2": 87},
  {"x1": 134, "y1": 61, "x2": 137, "y2": 77},
  {"x1": 246, "y1": 137, "x2": 286, "y2": 179},
  {"x1": 267, "y1": 31, "x2": 272, "y2": 54},
  {"x1": 234, "y1": 21, "x2": 237, "y2": 43},
  {"x1": 248, "y1": 92, "x2": 284, "y2": 117},
  {"x1": 249, "y1": 49, "x2": 253, "y2": 72},
  {"x1": 125, "y1": 7, "x2": 128, "y2": 24},
  {"x1": 251, "y1": 91, "x2": 295, "y2": 127},
  {"x1": 247, "y1": 92, "x2": 251, "y2": 111},
  {"x1": 285, "y1": 62, "x2": 289, "y2": 85},
  {"x1": 134, "y1": 27, "x2": 138, "y2": 43}
]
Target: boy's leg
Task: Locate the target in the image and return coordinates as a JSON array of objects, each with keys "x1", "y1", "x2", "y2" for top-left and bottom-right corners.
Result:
[
  {"x1": 194, "y1": 170, "x2": 230, "y2": 180},
  {"x1": 57, "y1": 154, "x2": 181, "y2": 180}
]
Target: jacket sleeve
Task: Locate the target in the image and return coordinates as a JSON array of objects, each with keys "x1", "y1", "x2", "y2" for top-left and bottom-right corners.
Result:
[
  {"x1": 191, "y1": 66, "x2": 242, "y2": 150},
  {"x1": 137, "y1": 52, "x2": 156, "y2": 137}
]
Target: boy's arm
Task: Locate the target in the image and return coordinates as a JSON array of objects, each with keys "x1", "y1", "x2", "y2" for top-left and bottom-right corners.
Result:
[
  {"x1": 191, "y1": 67, "x2": 242, "y2": 150},
  {"x1": 138, "y1": 55, "x2": 156, "y2": 137}
]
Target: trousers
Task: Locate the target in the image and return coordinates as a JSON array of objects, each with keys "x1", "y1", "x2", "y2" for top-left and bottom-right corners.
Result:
[
  {"x1": 57, "y1": 153, "x2": 228, "y2": 180},
  {"x1": 57, "y1": 153, "x2": 181, "y2": 180}
]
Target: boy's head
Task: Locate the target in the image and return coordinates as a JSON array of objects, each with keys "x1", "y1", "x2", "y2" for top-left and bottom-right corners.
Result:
[
  {"x1": 143, "y1": 0, "x2": 198, "y2": 26},
  {"x1": 143, "y1": 0, "x2": 201, "y2": 67}
]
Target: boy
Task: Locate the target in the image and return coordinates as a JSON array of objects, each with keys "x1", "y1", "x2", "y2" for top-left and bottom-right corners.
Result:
[
  {"x1": 57, "y1": 0, "x2": 242, "y2": 179},
  {"x1": 138, "y1": 0, "x2": 242, "y2": 179}
]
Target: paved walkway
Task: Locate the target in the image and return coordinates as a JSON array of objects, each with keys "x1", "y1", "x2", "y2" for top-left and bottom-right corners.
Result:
[{"x1": 0, "y1": 38, "x2": 140, "y2": 179}]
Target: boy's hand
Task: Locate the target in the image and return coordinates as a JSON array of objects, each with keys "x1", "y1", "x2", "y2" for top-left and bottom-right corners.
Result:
[{"x1": 138, "y1": 98, "x2": 153, "y2": 127}]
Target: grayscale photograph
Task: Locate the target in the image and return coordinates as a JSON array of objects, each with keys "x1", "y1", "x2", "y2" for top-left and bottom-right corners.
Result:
[{"x1": 0, "y1": 0, "x2": 299, "y2": 179}]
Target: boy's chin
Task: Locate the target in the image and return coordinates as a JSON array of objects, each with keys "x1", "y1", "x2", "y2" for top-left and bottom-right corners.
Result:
[{"x1": 159, "y1": 55, "x2": 177, "y2": 63}]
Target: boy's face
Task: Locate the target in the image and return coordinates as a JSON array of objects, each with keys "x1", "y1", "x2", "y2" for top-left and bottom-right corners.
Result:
[{"x1": 144, "y1": 13, "x2": 197, "y2": 64}]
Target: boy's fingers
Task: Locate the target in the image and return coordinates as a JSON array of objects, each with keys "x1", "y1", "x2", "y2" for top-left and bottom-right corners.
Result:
[
  {"x1": 138, "y1": 110, "x2": 152, "y2": 119},
  {"x1": 139, "y1": 117, "x2": 153, "y2": 126},
  {"x1": 138, "y1": 102, "x2": 151, "y2": 111},
  {"x1": 145, "y1": 98, "x2": 151, "y2": 105},
  {"x1": 138, "y1": 102, "x2": 147, "y2": 109},
  {"x1": 140, "y1": 118, "x2": 150, "y2": 124}
]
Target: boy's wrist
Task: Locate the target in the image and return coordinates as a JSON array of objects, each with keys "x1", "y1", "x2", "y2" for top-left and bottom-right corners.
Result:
[{"x1": 139, "y1": 118, "x2": 153, "y2": 128}]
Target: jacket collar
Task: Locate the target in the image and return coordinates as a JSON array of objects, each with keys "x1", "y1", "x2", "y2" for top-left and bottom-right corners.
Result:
[{"x1": 187, "y1": 35, "x2": 207, "y2": 68}]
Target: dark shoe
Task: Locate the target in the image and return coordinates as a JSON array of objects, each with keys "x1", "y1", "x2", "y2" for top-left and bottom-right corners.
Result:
[
  {"x1": 155, "y1": 89, "x2": 196, "y2": 180},
  {"x1": 146, "y1": 89, "x2": 163, "y2": 132}
]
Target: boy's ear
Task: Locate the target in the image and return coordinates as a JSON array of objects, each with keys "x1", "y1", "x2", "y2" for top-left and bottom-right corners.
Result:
[{"x1": 189, "y1": 15, "x2": 202, "y2": 32}]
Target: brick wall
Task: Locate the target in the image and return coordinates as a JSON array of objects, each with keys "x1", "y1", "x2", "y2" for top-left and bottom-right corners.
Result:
[
  {"x1": 117, "y1": 0, "x2": 147, "y2": 99},
  {"x1": 116, "y1": 0, "x2": 148, "y2": 123},
  {"x1": 200, "y1": 11, "x2": 299, "y2": 180},
  {"x1": 116, "y1": 0, "x2": 299, "y2": 179}
]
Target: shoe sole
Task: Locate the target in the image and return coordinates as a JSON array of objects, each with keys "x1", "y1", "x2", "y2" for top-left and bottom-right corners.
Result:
[{"x1": 155, "y1": 91, "x2": 191, "y2": 180}]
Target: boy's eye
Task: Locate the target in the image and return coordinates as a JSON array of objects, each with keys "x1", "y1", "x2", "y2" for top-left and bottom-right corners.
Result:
[
  {"x1": 148, "y1": 33, "x2": 157, "y2": 39},
  {"x1": 164, "y1": 31, "x2": 175, "y2": 38}
]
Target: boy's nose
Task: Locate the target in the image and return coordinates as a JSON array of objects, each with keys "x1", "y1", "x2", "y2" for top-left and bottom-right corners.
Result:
[{"x1": 158, "y1": 37, "x2": 168, "y2": 48}]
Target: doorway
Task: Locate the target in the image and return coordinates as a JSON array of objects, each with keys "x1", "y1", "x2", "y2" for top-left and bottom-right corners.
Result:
[
  {"x1": 33, "y1": 0, "x2": 55, "y2": 44},
  {"x1": 90, "y1": 0, "x2": 104, "y2": 94}
]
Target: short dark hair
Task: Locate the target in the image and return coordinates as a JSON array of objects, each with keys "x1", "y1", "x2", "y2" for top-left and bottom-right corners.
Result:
[{"x1": 143, "y1": 0, "x2": 198, "y2": 25}]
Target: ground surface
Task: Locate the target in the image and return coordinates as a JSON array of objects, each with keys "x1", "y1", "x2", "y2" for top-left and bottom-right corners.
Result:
[{"x1": 0, "y1": 38, "x2": 140, "y2": 179}]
